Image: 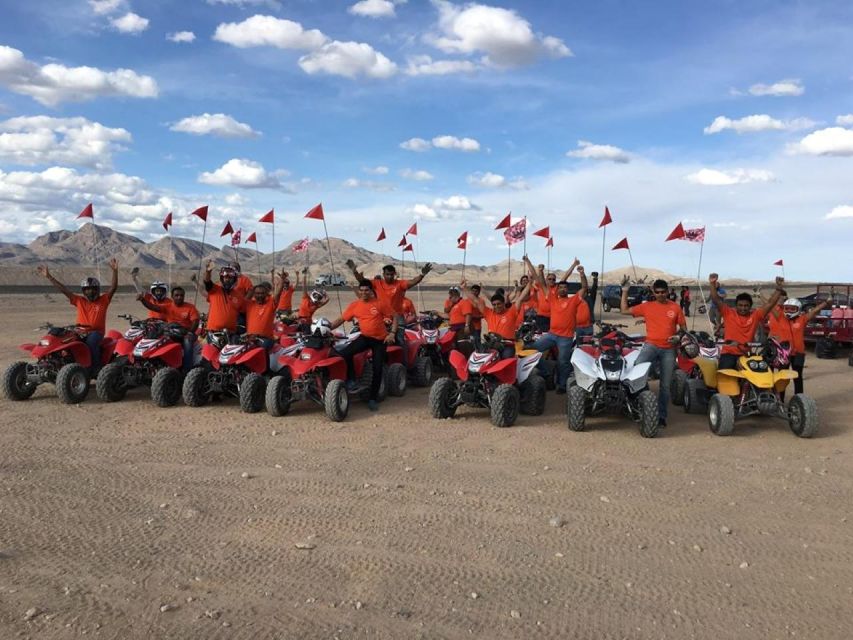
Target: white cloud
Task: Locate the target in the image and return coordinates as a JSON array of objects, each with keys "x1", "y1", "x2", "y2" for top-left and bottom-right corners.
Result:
[
  {"x1": 0, "y1": 45, "x2": 158, "y2": 106},
  {"x1": 170, "y1": 113, "x2": 260, "y2": 139},
  {"x1": 167, "y1": 31, "x2": 196, "y2": 43},
  {"x1": 349, "y1": 0, "x2": 405, "y2": 18},
  {"x1": 432, "y1": 135, "x2": 480, "y2": 152},
  {"x1": 111, "y1": 12, "x2": 149, "y2": 34},
  {"x1": 748, "y1": 79, "x2": 804, "y2": 97},
  {"x1": 405, "y1": 55, "x2": 477, "y2": 76},
  {"x1": 836, "y1": 114, "x2": 853, "y2": 127},
  {"x1": 363, "y1": 165, "x2": 389, "y2": 175},
  {"x1": 342, "y1": 177, "x2": 395, "y2": 191},
  {"x1": 408, "y1": 203, "x2": 438, "y2": 219},
  {"x1": 826, "y1": 205, "x2": 853, "y2": 220},
  {"x1": 224, "y1": 193, "x2": 247, "y2": 206},
  {"x1": 199, "y1": 158, "x2": 290, "y2": 190},
  {"x1": 298, "y1": 41, "x2": 397, "y2": 79},
  {"x1": 788, "y1": 127, "x2": 853, "y2": 157},
  {"x1": 434, "y1": 194, "x2": 478, "y2": 210},
  {"x1": 408, "y1": 194, "x2": 480, "y2": 220},
  {"x1": 466, "y1": 171, "x2": 528, "y2": 190},
  {"x1": 89, "y1": 0, "x2": 124, "y2": 14},
  {"x1": 567, "y1": 140, "x2": 631, "y2": 163},
  {"x1": 400, "y1": 137, "x2": 431, "y2": 152},
  {"x1": 207, "y1": 0, "x2": 281, "y2": 8},
  {"x1": 429, "y1": 1, "x2": 572, "y2": 67},
  {"x1": 704, "y1": 114, "x2": 816, "y2": 134},
  {"x1": 213, "y1": 15, "x2": 328, "y2": 50},
  {"x1": 685, "y1": 168, "x2": 776, "y2": 186},
  {"x1": 400, "y1": 168, "x2": 434, "y2": 181},
  {"x1": 0, "y1": 116, "x2": 131, "y2": 170}
]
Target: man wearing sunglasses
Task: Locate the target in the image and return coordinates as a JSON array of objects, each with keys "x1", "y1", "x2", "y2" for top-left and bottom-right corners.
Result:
[
  {"x1": 533, "y1": 268, "x2": 559, "y2": 333},
  {"x1": 620, "y1": 276, "x2": 687, "y2": 427}
]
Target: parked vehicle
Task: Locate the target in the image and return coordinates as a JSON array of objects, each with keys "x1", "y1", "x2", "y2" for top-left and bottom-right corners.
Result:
[
  {"x1": 314, "y1": 274, "x2": 347, "y2": 287},
  {"x1": 600, "y1": 285, "x2": 650, "y2": 312},
  {"x1": 803, "y1": 283, "x2": 853, "y2": 360},
  {"x1": 401, "y1": 312, "x2": 458, "y2": 387}
]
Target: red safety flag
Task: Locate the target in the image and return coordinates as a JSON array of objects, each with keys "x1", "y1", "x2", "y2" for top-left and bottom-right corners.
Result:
[
  {"x1": 407, "y1": 222, "x2": 418, "y2": 236},
  {"x1": 599, "y1": 206, "x2": 612, "y2": 228},
  {"x1": 403, "y1": 243, "x2": 414, "y2": 253},
  {"x1": 190, "y1": 205, "x2": 208, "y2": 221},
  {"x1": 398, "y1": 235, "x2": 408, "y2": 247},
  {"x1": 457, "y1": 231, "x2": 468, "y2": 250},
  {"x1": 503, "y1": 218, "x2": 526, "y2": 245},
  {"x1": 665, "y1": 222, "x2": 686, "y2": 241},
  {"x1": 546, "y1": 236, "x2": 554, "y2": 248},
  {"x1": 532, "y1": 226, "x2": 550, "y2": 239},
  {"x1": 684, "y1": 227, "x2": 705, "y2": 243},
  {"x1": 231, "y1": 229, "x2": 241, "y2": 246},
  {"x1": 773, "y1": 259, "x2": 784, "y2": 266},
  {"x1": 259, "y1": 209, "x2": 274, "y2": 224},
  {"x1": 162, "y1": 212, "x2": 172, "y2": 230},
  {"x1": 495, "y1": 213, "x2": 512, "y2": 230},
  {"x1": 376, "y1": 227, "x2": 386, "y2": 241},
  {"x1": 612, "y1": 237, "x2": 630, "y2": 250},
  {"x1": 76, "y1": 203, "x2": 94, "y2": 219},
  {"x1": 246, "y1": 231, "x2": 257, "y2": 244},
  {"x1": 305, "y1": 203, "x2": 324, "y2": 220},
  {"x1": 220, "y1": 221, "x2": 234, "y2": 237}
]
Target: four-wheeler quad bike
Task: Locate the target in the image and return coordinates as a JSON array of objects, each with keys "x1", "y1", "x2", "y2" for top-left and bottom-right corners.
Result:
[
  {"x1": 428, "y1": 332, "x2": 545, "y2": 428},
  {"x1": 566, "y1": 323, "x2": 659, "y2": 438},
  {"x1": 703, "y1": 339, "x2": 818, "y2": 438},
  {"x1": 3, "y1": 323, "x2": 120, "y2": 404},
  {"x1": 670, "y1": 330, "x2": 719, "y2": 412},
  {"x1": 515, "y1": 310, "x2": 559, "y2": 390},
  {"x1": 182, "y1": 331, "x2": 287, "y2": 412},
  {"x1": 401, "y1": 311, "x2": 460, "y2": 387},
  {"x1": 95, "y1": 315, "x2": 200, "y2": 407},
  {"x1": 273, "y1": 310, "x2": 301, "y2": 342},
  {"x1": 331, "y1": 327, "x2": 407, "y2": 400},
  {"x1": 802, "y1": 284, "x2": 853, "y2": 361}
]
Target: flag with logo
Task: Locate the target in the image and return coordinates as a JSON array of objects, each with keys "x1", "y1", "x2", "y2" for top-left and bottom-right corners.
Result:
[{"x1": 503, "y1": 218, "x2": 526, "y2": 245}]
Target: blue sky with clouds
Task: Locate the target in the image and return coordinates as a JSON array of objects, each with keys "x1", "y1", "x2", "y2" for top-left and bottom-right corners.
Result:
[{"x1": 1, "y1": 0, "x2": 851, "y2": 279}]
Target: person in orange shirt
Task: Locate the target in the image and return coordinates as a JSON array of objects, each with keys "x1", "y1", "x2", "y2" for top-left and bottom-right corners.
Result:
[
  {"x1": 203, "y1": 262, "x2": 246, "y2": 334},
  {"x1": 619, "y1": 275, "x2": 687, "y2": 426},
  {"x1": 767, "y1": 296, "x2": 829, "y2": 396},
  {"x1": 442, "y1": 287, "x2": 473, "y2": 331},
  {"x1": 533, "y1": 268, "x2": 559, "y2": 332},
  {"x1": 229, "y1": 262, "x2": 254, "y2": 299},
  {"x1": 37, "y1": 258, "x2": 119, "y2": 375},
  {"x1": 138, "y1": 285, "x2": 201, "y2": 370},
  {"x1": 401, "y1": 296, "x2": 417, "y2": 325},
  {"x1": 467, "y1": 284, "x2": 484, "y2": 349},
  {"x1": 462, "y1": 273, "x2": 532, "y2": 359},
  {"x1": 294, "y1": 268, "x2": 329, "y2": 329},
  {"x1": 513, "y1": 275, "x2": 538, "y2": 329},
  {"x1": 330, "y1": 280, "x2": 398, "y2": 410},
  {"x1": 139, "y1": 281, "x2": 171, "y2": 320},
  {"x1": 276, "y1": 271, "x2": 297, "y2": 313},
  {"x1": 244, "y1": 269, "x2": 286, "y2": 348}
]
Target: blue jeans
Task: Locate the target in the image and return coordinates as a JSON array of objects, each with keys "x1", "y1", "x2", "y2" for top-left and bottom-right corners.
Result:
[
  {"x1": 182, "y1": 334, "x2": 197, "y2": 372},
  {"x1": 634, "y1": 343, "x2": 676, "y2": 421},
  {"x1": 532, "y1": 333, "x2": 574, "y2": 389},
  {"x1": 85, "y1": 331, "x2": 103, "y2": 376}
]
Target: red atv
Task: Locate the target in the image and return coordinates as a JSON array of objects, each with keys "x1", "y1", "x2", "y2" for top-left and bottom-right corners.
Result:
[
  {"x1": 182, "y1": 331, "x2": 286, "y2": 412},
  {"x1": 274, "y1": 310, "x2": 301, "y2": 342},
  {"x1": 3, "y1": 323, "x2": 119, "y2": 404},
  {"x1": 428, "y1": 332, "x2": 545, "y2": 427},
  {"x1": 331, "y1": 327, "x2": 408, "y2": 400},
  {"x1": 401, "y1": 311, "x2": 460, "y2": 387},
  {"x1": 95, "y1": 315, "x2": 198, "y2": 407}
]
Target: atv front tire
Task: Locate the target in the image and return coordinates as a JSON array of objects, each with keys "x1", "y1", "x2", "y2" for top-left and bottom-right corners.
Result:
[
  {"x1": 815, "y1": 338, "x2": 837, "y2": 359},
  {"x1": 566, "y1": 384, "x2": 587, "y2": 431},
  {"x1": 708, "y1": 393, "x2": 735, "y2": 436},
  {"x1": 386, "y1": 363, "x2": 407, "y2": 397},
  {"x1": 182, "y1": 366, "x2": 211, "y2": 407},
  {"x1": 519, "y1": 374, "x2": 546, "y2": 416},
  {"x1": 412, "y1": 356, "x2": 433, "y2": 387},
  {"x1": 324, "y1": 379, "x2": 349, "y2": 422},
  {"x1": 788, "y1": 393, "x2": 818, "y2": 438},
  {"x1": 56, "y1": 363, "x2": 90, "y2": 405},
  {"x1": 151, "y1": 367, "x2": 182, "y2": 407},
  {"x1": 96, "y1": 362, "x2": 128, "y2": 402},
  {"x1": 265, "y1": 373, "x2": 292, "y2": 417},
  {"x1": 637, "y1": 389, "x2": 659, "y2": 438},
  {"x1": 683, "y1": 378, "x2": 706, "y2": 415},
  {"x1": 429, "y1": 377, "x2": 458, "y2": 419},
  {"x1": 670, "y1": 369, "x2": 687, "y2": 406},
  {"x1": 3, "y1": 361, "x2": 36, "y2": 401},
  {"x1": 239, "y1": 373, "x2": 267, "y2": 413},
  {"x1": 490, "y1": 384, "x2": 519, "y2": 428}
]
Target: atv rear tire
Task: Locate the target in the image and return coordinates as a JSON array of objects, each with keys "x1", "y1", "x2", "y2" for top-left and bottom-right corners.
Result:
[
  {"x1": 386, "y1": 363, "x2": 407, "y2": 397},
  {"x1": 412, "y1": 356, "x2": 433, "y2": 387},
  {"x1": 3, "y1": 361, "x2": 36, "y2": 401},
  {"x1": 239, "y1": 373, "x2": 267, "y2": 413},
  {"x1": 96, "y1": 362, "x2": 128, "y2": 402},
  {"x1": 683, "y1": 378, "x2": 706, "y2": 415},
  {"x1": 151, "y1": 367, "x2": 182, "y2": 407},
  {"x1": 788, "y1": 393, "x2": 818, "y2": 438},
  {"x1": 637, "y1": 389, "x2": 659, "y2": 438},
  {"x1": 670, "y1": 369, "x2": 687, "y2": 406},
  {"x1": 815, "y1": 337, "x2": 837, "y2": 359},
  {"x1": 56, "y1": 363, "x2": 90, "y2": 405},
  {"x1": 519, "y1": 374, "x2": 546, "y2": 416},
  {"x1": 490, "y1": 384, "x2": 519, "y2": 428},
  {"x1": 324, "y1": 379, "x2": 349, "y2": 422},
  {"x1": 848, "y1": 352, "x2": 853, "y2": 367},
  {"x1": 429, "y1": 377, "x2": 458, "y2": 419},
  {"x1": 265, "y1": 373, "x2": 292, "y2": 417},
  {"x1": 358, "y1": 362, "x2": 387, "y2": 402},
  {"x1": 566, "y1": 384, "x2": 587, "y2": 431},
  {"x1": 182, "y1": 366, "x2": 211, "y2": 407},
  {"x1": 708, "y1": 393, "x2": 735, "y2": 436}
]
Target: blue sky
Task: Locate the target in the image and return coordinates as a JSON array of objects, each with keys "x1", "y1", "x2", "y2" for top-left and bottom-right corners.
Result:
[{"x1": 0, "y1": 0, "x2": 851, "y2": 280}]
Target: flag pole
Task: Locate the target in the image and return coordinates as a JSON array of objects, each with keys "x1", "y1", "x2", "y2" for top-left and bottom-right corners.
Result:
[
  {"x1": 413, "y1": 243, "x2": 425, "y2": 313},
  {"x1": 522, "y1": 216, "x2": 527, "y2": 259},
  {"x1": 462, "y1": 246, "x2": 467, "y2": 280},
  {"x1": 599, "y1": 224, "x2": 606, "y2": 319},
  {"x1": 167, "y1": 226, "x2": 173, "y2": 289},
  {"x1": 254, "y1": 238, "x2": 262, "y2": 281},
  {"x1": 91, "y1": 222, "x2": 101, "y2": 282},
  {"x1": 321, "y1": 219, "x2": 343, "y2": 316},
  {"x1": 507, "y1": 241, "x2": 511, "y2": 287},
  {"x1": 271, "y1": 217, "x2": 276, "y2": 276},
  {"x1": 626, "y1": 246, "x2": 638, "y2": 282},
  {"x1": 694, "y1": 237, "x2": 713, "y2": 331},
  {"x1": 194, "y1": 218, "x2": 208, "y2": 308}
]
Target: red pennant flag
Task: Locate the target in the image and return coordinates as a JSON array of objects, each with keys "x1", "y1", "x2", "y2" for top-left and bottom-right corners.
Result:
[
  {"x1": 612, "y1": 237, "x2": 630, "y2": 251},
  {"x1": 403, "y1": 243, "x2": 414, "y2": 253},
  {"x1": 259, "y1": 209, "x2": 274, "y2": 224},
  {"x1": 397, "y1": 235, "x2": 408, "y2": 247},
  {"x1": 190, "y1": 205, "x2": 208, "y2": 221},
  {"x1": 246, "y1": 231, "x2": 257, "y2": 243},
  {"x1": 773, "y1": 259, "x2": 784, "y2": 266},
  {"x1": 407, "y1": 222, "x2": 418, "y2": 236},
  {"x1": 546, "y1": 236, "x2": 554, "y2": 248},
  {"x1": 495, "y1": 213, "x2": 511, "y2": 230},
  {"x1": 76, "y1": 203, "x2": 94, "y2": 219},
  {"x1": 665, "y1": 222, "x2": 686, "y2": 242},
  {"x1": 162, "y1": 212, "x2": 172, "y2": 230},
  {"x1": 599, "y1": 206, "x2": 612, "y2": 228},
  {"x1": 376, "y1": 227, "x2": 386, "y2": 241},
  {"x1": 305, "y1": 203, "x2": 324, "y2": 220},
  {"x1": 532, "y1": 226, "x2": 550, "y2": 239},
  {"x1": 220, "y1": 221, "x2": 234, "y2": 237},
  {"x1": 457, "y1": 231, "x2": 468, "y2": 250}
]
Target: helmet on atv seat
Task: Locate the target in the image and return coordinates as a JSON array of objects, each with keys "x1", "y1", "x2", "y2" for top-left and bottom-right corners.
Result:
[
  {"x1": 678, "y1": 333, "x2": 700, "y2": 359},
  {"x1": 782, "y1": 298, "x2": 802, "y2": 319},
  {"x1": 311, "y1": 317, "x2": 332, "y2": 338},
  {"x1": 765, "y1": 337, "x2": 791, "y2": 368},
  {"x1": 149, "y1": 280, "x2": 168, "y2": 301},
  {"x1": 219, "y1": 267, "x2": 238, "y2": 291},
  {"x1": 309, "y1": 289, "x2": 325, "y2": 304}
]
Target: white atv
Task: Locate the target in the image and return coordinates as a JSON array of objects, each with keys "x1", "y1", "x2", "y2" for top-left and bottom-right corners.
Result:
[{"x1": 566, "y1": 324, "x2": 659, "y2": 438}]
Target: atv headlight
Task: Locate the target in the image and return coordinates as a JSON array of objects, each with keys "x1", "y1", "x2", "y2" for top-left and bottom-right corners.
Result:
[
  {"x1": 747, "y1": 360, "x2": 768, "y2": 372},
  {"x1": 39, "y1": 339, "x2": 50, "y2": 346}
]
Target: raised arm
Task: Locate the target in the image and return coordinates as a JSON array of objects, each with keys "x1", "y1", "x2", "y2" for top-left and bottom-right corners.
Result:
[
  {"x1": 560, "y1": 257, "x2": 580, "y2": 282},
  {"x1": 708, "y1": 273, "x2": 723, "y2": 308},
  {"x1": 408, "y1": 262, "x2": 433, "y2": 288},
  {"x1": 461, "y1": 280, "x2": 486, "y2": 313},
  {"x1": 37, "y1": 264, "x2": 75, "y2": 301},
  {"x1": 805, "y1": 297, "x2": 831, "y2": 323},
  {"x1": 576, "y1": 265, "x2": 588, "y2": 298},
  {"x1": 272, "y1": 269, "x2": 285, "y2": 305},
  {"x1": 759, "y1": 276, "x2": 786, "y2": 317},
  {"x1": 106, "y1": 258, "x2": 119, "y2": 300},
  {"x1": 203, "y1": 261, "x2": 214, "y2": 292},
  {"x1": 524, "y1": 255, "x2": 545, "y2": 290},
  {"x1": 619, "y1": 275, "x2": 632, "y2": 314},
  {"x1": 344, "y1": 259, "x2": 365, "y2": 282},
  {"x1": 137, "y1": 294, "x2": 166, "y2": 313}
]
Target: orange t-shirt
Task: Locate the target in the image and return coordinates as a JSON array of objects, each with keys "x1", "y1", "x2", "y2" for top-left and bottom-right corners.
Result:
[
  {"x1": 575, "y1": 298, "x2": 591, "y2": 329},
  {"x1": 446, "y1": 298, "x2": 472, "y2": 326},
  {"x1": 343, "y1": 299, "x2": 394, "y2": 340},
  {"x1": 70, "y1": 294, "x2": 111, "y2": 333},
  {"x1": 245, "y1": 297, "x2": 277, "y2": 338},
  {"x1": 402, "y1": 297, "x2": 416, "y2": 317},
  {"x1": 631, "y1": 301, "x2": 685, "y2": 348},
  {"x1": 206, "y1": 284, "x2": 245, "y2": 332},
  {"x1": 768, "y1": 309, "x2": 807, "y2": 354},
  {"x1": 166, "y1": 302, "x2": 199, "y2": 330},
  {"x1": 535, "y1": 284, "x2": 555, "y2": 316},
  {"x1": 515, "y1": 296, "x2": 538, "y2": 329},
  {"x1": 143, "y1": 293, "x2": 170, "y2": 320},
  {"x1": 548, "y1": 292, "x2": 583, "y2": 338},
  {"x1": 235, "y1": 274, "x2": 254, "y2": 299},
  {"x1": 720, "y1": 305, "x2": 766, "y2": 355},
  {"x1": 373, "y1": 278, "x2": 411, "y2": 314},
  {"x1": 298, "y1": 294, "x2": 322, "y2": 322},
  {"x1": 482, "y1": 305, "x2": 519, "y2": 340},
  {"x1": 277, "y1": 285, "x2": 296, "y2": 311}
]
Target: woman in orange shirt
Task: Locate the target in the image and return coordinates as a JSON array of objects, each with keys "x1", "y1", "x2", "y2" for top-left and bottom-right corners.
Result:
[{"x1": 767, "y1": 296, "x2": 830, "y2": 395}]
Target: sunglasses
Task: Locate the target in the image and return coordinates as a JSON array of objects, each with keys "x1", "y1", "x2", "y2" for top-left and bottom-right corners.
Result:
[{"x1": 653, "y1": 289, "x2": 667, "y2": 294}]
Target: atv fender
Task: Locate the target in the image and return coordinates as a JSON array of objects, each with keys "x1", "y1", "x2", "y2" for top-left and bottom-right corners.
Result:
[
  {"x1": 773, "y1": 368, "x2": 797, "y2": 393},
  {"x1": 449, "y1": 350, "x2": 469, "y2": 381},
  {"x1": 623, "y1": 361, "x2": 651, "y2": 395},
  {"x1": 516, "y1": 352, "x2": 542, "y2": 383},
  {"x1": 202, "y1": 343, "x2": 222, "y2": 370},
  {"x1": 438, "y1": 330, "x2": 456, "y2": 350},
  {"x1": 315, "y1": 356, "x2": 347, "y2": 381},
  {"x1": 235, "y1": 347, "x2": 268, "y2": 374},
  {"x1": 386, "y1": 345, "x2": 404, "y2": 365},
  {"x1": 65, "y1": 341, "x2": 92, "y2": 368},
  {"x1": 570, "y1": 348, "x2": 599, "y2": 391},
  {"x1": 694, "y1": 357, "x2": 718, "y2": 389},
  {"x1": 483, "y1": 357, "x2": 517, "y2": 385},
  {"x1": 147, "y1": 342, "x2": 183, "y2": 369},
  {"x1": 715, "y1": 370, "x2": 741, "y2": 396},
  {"x1": 114, "y1": 338, "x2": 137, "y2": 361},
  {"x1": 106, "y1": 329, "x2": 123, "y2": 340},
  {"x1": 20, "y1": 343, "x2": 37, "y2": 352}
]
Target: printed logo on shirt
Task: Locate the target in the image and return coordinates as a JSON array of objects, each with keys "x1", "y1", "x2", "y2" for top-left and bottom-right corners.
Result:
[{"x1": 666, "y1": 310, "x2": 675, "y2": 318}]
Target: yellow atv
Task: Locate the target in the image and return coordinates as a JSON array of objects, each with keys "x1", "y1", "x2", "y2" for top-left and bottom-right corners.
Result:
[{"x1": 705, "y1": 341, "x2": 817, "y2": 438}]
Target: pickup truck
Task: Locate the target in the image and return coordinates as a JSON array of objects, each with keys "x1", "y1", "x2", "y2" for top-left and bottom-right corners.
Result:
[{"x1": 314, "y1": 274, "x2": 347, "y2": 287}]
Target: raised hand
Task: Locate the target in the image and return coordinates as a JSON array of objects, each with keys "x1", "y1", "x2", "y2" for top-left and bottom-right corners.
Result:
[
  {"x1": 345, "y1": 259, "x2": 356, "y2": 270},
  {"x1": 620, "y1": 274, "x2": 630, "y2": 286},
  {"x1": 37, "y1": 264, "x2": 50, "y2": 278},
  {"x1": 421, "y1": 262, "x2": 433, "y2": 275},
  {"x1": 775, "y1": 276, "x2": 785, "y2": 288},
  {"x1": 577, "y1": 265, "x2": 585, "y2": 275},
  {"x1": 108, "y1": 257, "x2": 118, "y2": 271},
  {"x1": 206, "y1": 260, "x2": 214, "y2": 272},
  {"x1": 571, "y1": 257, "x2": 580, "y2": 267},
  {"x1": 709, "y1": 273, "x2": 719, "y2": 285}
]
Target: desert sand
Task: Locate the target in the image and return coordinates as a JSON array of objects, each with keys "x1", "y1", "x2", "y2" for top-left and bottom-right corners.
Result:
[{"x1": 1, "y1": 291, "x2": 852, "y2": 639}]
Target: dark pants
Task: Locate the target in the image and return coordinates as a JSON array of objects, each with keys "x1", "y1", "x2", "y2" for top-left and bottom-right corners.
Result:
[
  {"x1": 182, "y1": 333, "x2": 197, "y2": 372},
  {"x1": 682, "y1": 301, "x2": 691, "y2": 317},
  {"x1": 470, "y1": 328, "x2": 482, "y2": 351},
  {"x1": 781, "y1": 353, "x2": 806, "y2": 400},
  {"x1": 337, "y1": 335, "x2": 386, "y2": 401},
  {"x1": 535, "y1": 315, "x2": 551, "y2": 333},
  {"x1": 85, "y1": 331, "x2": 103, "y2": 376},
  {"x1": 635, "y1": 343, "x2": 676, "y2": 421}
]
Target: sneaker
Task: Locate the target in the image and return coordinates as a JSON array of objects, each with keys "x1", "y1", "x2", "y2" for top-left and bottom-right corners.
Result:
[
  {"x1": 367, "y1": 399, "x2": 379, "y2": 411},
  {"x1": 658, "y1": 417, "x2": 667, "y2": 428},
  {"x1": 556, "y1": 387, "x2": 566, "y2": 395}
]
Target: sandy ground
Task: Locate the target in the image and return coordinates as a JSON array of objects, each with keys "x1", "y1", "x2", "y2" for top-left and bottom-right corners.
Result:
[{"x1": 1, "y1": 291, "x2": 852, "y2": 640}]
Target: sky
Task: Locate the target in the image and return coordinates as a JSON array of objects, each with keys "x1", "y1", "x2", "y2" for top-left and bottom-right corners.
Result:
[{"x1": 0, "y1": 0, "x2": 851, "y2": 280}]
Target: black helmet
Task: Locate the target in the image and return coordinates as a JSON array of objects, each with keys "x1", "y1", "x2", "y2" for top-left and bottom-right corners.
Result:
[{"x1": 80, "y1": 276, "x2": 101, "y2": 290}]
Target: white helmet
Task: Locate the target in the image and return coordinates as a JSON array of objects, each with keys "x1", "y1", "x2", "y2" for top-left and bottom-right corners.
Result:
[
  {"x1": 150, "y1": 280, "x2": 168, "y2": 301},
  {"x1": 311, "y1": 317, "x2": 332, "y2": 337},
  {"x1": 782, "y1": 298, "x2": 802, "y2": 319},
  {"x1": 309, "y1": 289, "x2": 324, "y2": 304}
]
